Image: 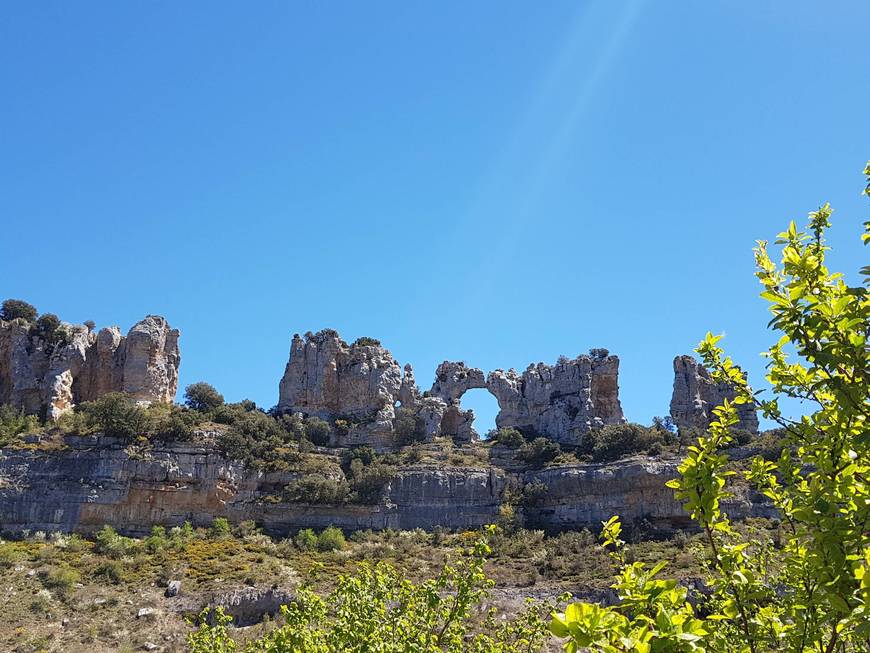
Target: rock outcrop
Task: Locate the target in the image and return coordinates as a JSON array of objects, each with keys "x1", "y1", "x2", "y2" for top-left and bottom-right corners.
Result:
[
  {"x1": 0, "y1": 315, "x2": 180, "y2": 419},
  {"x1": 277, "y1": 330, "x2": 405, "y2": 447},
  {"x1": 277, "y1": 330, "x2": 628, "y2": 447},
  {"x1": 0, "y1": 435, "x2": 772, "y2": 536},
  {"x1": 487, "y1": 353, "x2": 625, "y2": 445},
  {"x1": 669, "y1": 355, "x2": 759, "y2": 434}
]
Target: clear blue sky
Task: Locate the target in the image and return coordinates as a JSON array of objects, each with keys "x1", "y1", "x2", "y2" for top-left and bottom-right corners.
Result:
[{"x1": 2, "y1": 3, "x2": 867, "y2": 433}]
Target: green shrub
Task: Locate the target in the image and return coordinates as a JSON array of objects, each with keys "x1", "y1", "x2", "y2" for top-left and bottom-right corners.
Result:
[
  {"x1": 583, "y1": 423, "x2": 664, "y2": 462},
  {"x1": 491, "y1": 427, "x2": 525, "y2": 448},
  {"x1": 316, "y1": 526, "x2": 346, "y2": 552},
  {"x1": 184, "y1": 382, "x2": 225, "y2": 412},
  {"x1": 294, "y1": 528, "x2": 317, "y2": 551},
  {"x1": 33, "y1": 313, "x2": 70, "y2": 353},
  {"x1": 340, "y1": 447, "x2": 399, "y2": 504},
  {"x1": 152, "y1": 406, "x2": 200, "y2": 441},
  {"x1": 517, "y1": 437, "x2": 561, "y2": 467},
  {"x1": 1, "y1": 298, "x2": 38, "y2": 322},
  {"x1": 41, "y1": 564, "x2": 81, "y2": 594},
  {"x1": 79, "y1": 393, "x2": 151, "y2": 440},
  {"x1": 0, "y1": 544, "x2": 23, "y2": 568},
  {"x1": 519, "y1": 480, "x2": 549, "y2": 508},
  {"x1": 93, "y1": 560, "x2": 124, "y2": 584},
  {"x1": 210, "y1": 517, "x2": 231, "y2": 539},
  {"x1": 0, "y1": 404, "x2": 41, "y2": 445},
  {"x1": 217, "y1": 409, "x2": 296, "y2": 469},
  {"x1": 392, "y1": 407, "x2": 425, "y2": 446},
  {"x1": 352, "y1": 337, "x2": 381, "y2": 347},
  {"x1": 94, "y1": 525, "x2": 136, "y2": 558},
  {"x1": 283, "y1": 476, "x2": 349, "y2": 505},
  {"x1": 303, "y1": 416, "x2": 332, "y2": 446}
]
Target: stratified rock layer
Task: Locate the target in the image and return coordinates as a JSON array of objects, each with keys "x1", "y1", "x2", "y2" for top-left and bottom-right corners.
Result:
[
  {"x1": 669, "y1": 355, "x2": 759, "y2": 434},
  {"x1": 0, "y1": 435, "x2": 773, "y2": 536},
  {"x1": 0, "y1": 315, "x2": 180, "y2": 418}
]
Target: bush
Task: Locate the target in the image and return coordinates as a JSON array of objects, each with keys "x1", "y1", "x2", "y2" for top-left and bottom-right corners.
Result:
[
  {"x1": 184, "y1": 382, "x2": 225, "y2": 412},
  {"x1": 352, "y1": 337, "x2": 381, "y2": 347},
  {"x1": 0, "y1": 404, "x2": 41, "y2": 445},
  {"x1": 217, "y1": 409, "x2": 296, "y2": 469},
  {"x1": 1, "y1": 298, "x2": 38, "y2": 322},
  {"x1": 316, "y1": 526, "x2": 346, "y2": 552},
  {"x1": 491, "y1": 427, "x2": 525, "y2": 448},
  {"x1": 294, "y1": 528, "x2": 317, "y2": 551},
  {"x1": 519, "y1": 480, "x2": 549, "y2": 508},
  {"x1": 210, "y1": 517, "x2": 231, "y2": 539},
  {"x1": 94, "y1": 560, "x2": 124, "y2": 584},
  {"x1": 152, "y1": 406, "x2": 199, "y2": 441},
  {"x1": 517, "y1": 437, "x2": 561, "y2": 467},
  {"x1": 304, "y1": 416, "x2": 332, "y2": 446},
  {"x1": 32, "y1": 313, "x2": 70, "y2": 353},
  {"x1": 79, "y1": 393, "x2": 151, "y2": 440},
  {"x1": 94, "y1": 525, "x2": 136, "y2": 558},
  {"x1": 393, "y1": 407, "x2": 425, "y2": 446},
  {"x1": 283, "y1": 476, "x2": 349, "y2": 505},
  {"x1": 588, "y1": 348, "x2": 610, "y2": 360},
  {"x1": 42, "y1": 564, "x2": 80, "y2": 594},
  {"x1": 583, "y1": 423, "x2": 664, "y2": 462}
]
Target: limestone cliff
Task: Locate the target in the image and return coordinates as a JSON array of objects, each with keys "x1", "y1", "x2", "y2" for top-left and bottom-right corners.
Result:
[
  {"x1": 669, "y1": 355, "x2": 759, "y2": 434},
  {"x1": 277, "y1": 330, "x2": 405, "y2": 447},
  {"x1": 0, "y1": 435, "x2": 772, "y2": 536},
  {"x1": 0, "y1": 315, "x2": 180, "y2": 419},
  {"x1": 487, "y1": 353, "x2": 625, "y2": 445}
]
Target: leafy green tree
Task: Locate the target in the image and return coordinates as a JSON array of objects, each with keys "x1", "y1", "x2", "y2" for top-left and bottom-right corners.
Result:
[
  {"x1": 184, "y1": 382, "x2": 225, "y2": 412},
  {"x1": 551, "y1": 166, "x2": 870, "y2": 652},
  {"x1": 188, "y1": 528, "x2": 554, "y2": 652},
  {"x1": 304, "y1": 416, "x2": 332, "y2": 446},
  {"x1": 80, "y1": 393, "x2": 151, "y2": 440},
  {"x1": 491, "y1": 427, "x2": 525, "y2": 448},
  {"x1": 0, "y1": 299, "x2": 37, "y2": 322}
]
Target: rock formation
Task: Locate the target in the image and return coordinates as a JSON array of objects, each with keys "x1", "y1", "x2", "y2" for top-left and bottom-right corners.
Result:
[
  {"x1": 0, "y1": 315, "x2": 180, "y2": 419},
  {"x1": 486, "y1": 353, "x2": 625, "y2": 445},
  {"x1": 277, "y1": 330, "x2": 628, "y2": 447},
  {"x1": 0, "y1": 434, "x2": 773, "y2": 536},
  {"x1": 669, "y1": 355, "x2": 758, "y2": 434},
  {"x1": 277, "y1": 330, "x2": 405, "y2": 446}
]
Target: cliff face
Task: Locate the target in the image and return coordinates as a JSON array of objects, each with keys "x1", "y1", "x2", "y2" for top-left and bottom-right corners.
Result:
[
  {"x1": 670, "y1": 355, "x2": 759, "y2": 434},
  {"x1": 488, "y1": 354, "x2": 625, "y2": 445},
  {"x1": 0, "y1": 436, "x2": 771, "y2": 536},
  {"x1": 277, "y1": 330, "x2": 626, "y2": 446},
  {"x1": 0, "y1": 315, "x2": 180, "y2": 419}
]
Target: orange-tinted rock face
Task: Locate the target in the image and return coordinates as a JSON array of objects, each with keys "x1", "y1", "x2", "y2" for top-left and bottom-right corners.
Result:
[{"x1": 0, "y1": 315, "x2": 180, "y2": 419}]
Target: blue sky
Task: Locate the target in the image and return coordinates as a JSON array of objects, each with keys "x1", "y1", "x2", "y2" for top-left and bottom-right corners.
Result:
[{"x1": 1, "y1": 3, "x2": 867, "y2": 433}]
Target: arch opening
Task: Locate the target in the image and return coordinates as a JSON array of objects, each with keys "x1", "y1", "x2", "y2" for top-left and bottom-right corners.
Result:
[{"x1": 458, "y1": 387, "x2": 500, "y2": 439}]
